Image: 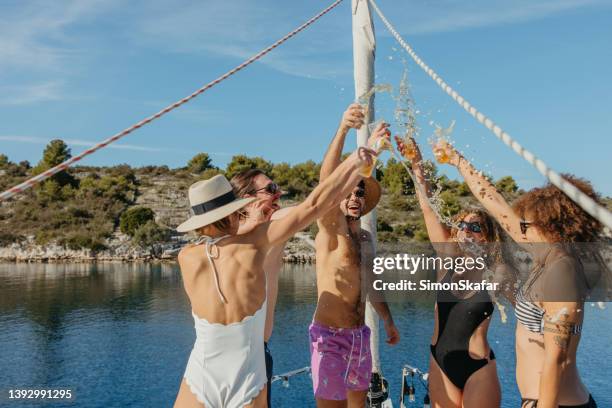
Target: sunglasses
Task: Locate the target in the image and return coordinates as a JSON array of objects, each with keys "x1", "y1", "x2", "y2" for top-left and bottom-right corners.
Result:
[
  {"x1": 457, "y1": 221, "x2": 482, "y2": 233},
  {"x1": 520, "y1": 220, "x2": 532, "y2": 235},
  {"x1": 250, "y1": 182, "x2": 281, "y2": 196},
  {"x1": 348, "y1": 189, "x2": 366, "y2": 199}
]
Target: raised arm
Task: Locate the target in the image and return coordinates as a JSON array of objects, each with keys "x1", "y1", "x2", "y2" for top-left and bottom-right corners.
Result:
[
  {"x1": 433, "y1": 140, "x2": 524, "y2": 242},
  {"x1": 256, "y1": 147, "x2": 376, "y2": 247},
  {"x1": 318, "y1": 121, "x2": 390, "y2": 231},
  {"x1": 396, "y1": 136, "x2": 451, "y2": 243},
  {"x1": 320, "y1": 104, "x2": 365, "y2": 181}
]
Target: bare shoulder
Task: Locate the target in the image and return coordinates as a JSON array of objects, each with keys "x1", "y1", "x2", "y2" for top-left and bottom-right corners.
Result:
[
  {"x1": 243, "y1": 221, "x2": 273, "y2": 247},
  {"x1": 178, "y1": 244, "x2": 197, "y2": 262},
  {"x1": 177, "y1": 244, "x2": 208, "y2": 271}
]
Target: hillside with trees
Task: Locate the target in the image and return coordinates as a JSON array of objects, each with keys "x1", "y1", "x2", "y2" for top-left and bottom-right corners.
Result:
[{"x1": 1, "y1": 140, "x2": 609, "y2": 261}]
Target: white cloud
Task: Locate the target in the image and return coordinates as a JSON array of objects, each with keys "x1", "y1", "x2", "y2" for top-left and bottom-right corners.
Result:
[
  {"x1": 1, "y1": 0, "x2": 610, "y2": 90},
  {"x1": 118, "y1": 0, "x2": 612, "y2": 79},
  {"x1": 0, "y1": 0, "x2": 115, "y2": 72},
  {"x1": 377, "y1": 0, "x2": 612, "y2": 36},
  {"x1": 126, "y1": 0, "x2": 351, "y2": 79},
  {"x1": 0, "y1": 82, "x2": 65, "y2": 105},
  {"x1": 0, "y1": 135, "x2": 236, "y2": 157},
  {"x1": 0, "y1": 135, "x2": 165, "y2": 152}
]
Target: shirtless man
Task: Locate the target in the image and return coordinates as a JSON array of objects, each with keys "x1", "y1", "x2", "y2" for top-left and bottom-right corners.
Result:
[
  {"x1": 174, "y1": 146, "x2": 377, "y2": 408},
  {"x1": 230, "y1": 169, "x2": 292, "y2": 407},
  {"x1": 310, "y1": 104, "x2": 400, "y2": 407}
]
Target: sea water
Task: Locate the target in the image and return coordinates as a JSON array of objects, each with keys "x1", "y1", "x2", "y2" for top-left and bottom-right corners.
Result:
[{"x1": 1, "y1": 263, "x2": 610, "y2": 407}]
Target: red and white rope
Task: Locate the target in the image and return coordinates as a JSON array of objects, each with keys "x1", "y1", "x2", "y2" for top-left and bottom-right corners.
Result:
[
  {"x1": 369, "y1": 0, "x2": 612, "y2": 230},
  {"x1": 0, "y1": 0, "x2": 344, "y2": 202}
]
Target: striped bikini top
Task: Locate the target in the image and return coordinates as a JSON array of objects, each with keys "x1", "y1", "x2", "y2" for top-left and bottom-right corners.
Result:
[
  {"x1": 514, "y1": 288, "x2": 582, "y2": 335},
  {"x1": 514, "y1": 289, "x2": 545, "y2": 333}
]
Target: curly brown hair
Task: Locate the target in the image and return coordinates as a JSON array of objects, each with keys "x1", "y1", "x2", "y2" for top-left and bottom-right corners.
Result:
[{"x1": 512, "y1": 174, "x2": 603, "y2": 242}]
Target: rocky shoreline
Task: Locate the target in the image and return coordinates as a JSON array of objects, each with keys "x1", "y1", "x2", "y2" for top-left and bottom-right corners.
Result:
[{"x1": 0, "y1": 233, "x2": 316, "y2": 264}]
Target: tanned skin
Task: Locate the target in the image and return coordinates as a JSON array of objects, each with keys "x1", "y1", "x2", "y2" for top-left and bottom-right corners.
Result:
[
  {"x1": 234, "y1": 173, "x2": 292, "y2": 343},
  {"x1": 174, "y1": 147, "x2": 377, "y2": 408},
  {"x1": 313, "y1": 104, "x2": 400, "y2": 408},
  {"x1": 433, "y1": 140, "x2": 590, "y2": 408},
  {"x1": 396, "y1": 136, "x2": 501, "y2": 408}
]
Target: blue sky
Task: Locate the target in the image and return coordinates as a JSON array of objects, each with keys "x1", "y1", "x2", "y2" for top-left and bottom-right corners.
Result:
[{"x1": 1, "y1": 0, "x2": 611, "y2": 195}]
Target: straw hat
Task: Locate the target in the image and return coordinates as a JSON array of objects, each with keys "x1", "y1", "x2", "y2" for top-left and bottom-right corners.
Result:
[
  {"x1": 361, "y1": 176, "x2": 381, "y2": 215},
  {"x1": 176, "y1": 175, "x2": 255, "y2": 233}
]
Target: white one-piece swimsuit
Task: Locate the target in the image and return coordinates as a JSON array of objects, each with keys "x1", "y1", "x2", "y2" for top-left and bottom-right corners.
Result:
[{"x1": 183, "y1": 236, "x2": 268, "y2": 407}]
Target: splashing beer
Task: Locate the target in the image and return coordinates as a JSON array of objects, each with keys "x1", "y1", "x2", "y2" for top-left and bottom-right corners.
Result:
[
  {"x1": 360, "y1": 137, "x2": 392, "y2": 177},
  {"x1": 401, "y1": 136, "x2": 418, "y2": 160},
  {"x1": 432, "y1": 120, "x2": 456, "y2": 164},
  {"x1": 433, "y1": 142, "x2": 451, "y2": 164}
]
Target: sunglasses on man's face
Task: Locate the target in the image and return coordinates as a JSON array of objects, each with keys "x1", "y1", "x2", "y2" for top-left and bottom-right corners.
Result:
[
  {"x1": 251, "y1": 182, "x2": 281, "y2": 196},
  {"x1": 520, "y1": 220, "x2": 532, "y2": 235},
  {"x1": 347, "y1": 189, "x2": 366, "y2": 199},
  {"x1": 457, "y1": 221, "x2": 482, "y2": 233}
]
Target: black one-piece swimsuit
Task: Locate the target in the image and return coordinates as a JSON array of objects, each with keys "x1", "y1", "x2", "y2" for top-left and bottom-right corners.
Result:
[{"x1": 430, "y1": 270, "x2": 495, "y2": 390}]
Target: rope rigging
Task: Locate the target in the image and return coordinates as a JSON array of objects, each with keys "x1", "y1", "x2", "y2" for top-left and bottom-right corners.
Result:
[
  {"x1": 3, "y1": 0, "x2": 609, "y2": 233},
  {"x1": 368, "y1": 0, "x2": 612, "y2": 230},
  {"x1": 0, "y1": 0, "x2": 344, "y2": 202}
]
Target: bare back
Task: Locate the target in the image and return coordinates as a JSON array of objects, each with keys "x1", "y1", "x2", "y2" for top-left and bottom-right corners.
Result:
[{"x1": 178, "y1": 235, "x2": 268, "y2": 324}]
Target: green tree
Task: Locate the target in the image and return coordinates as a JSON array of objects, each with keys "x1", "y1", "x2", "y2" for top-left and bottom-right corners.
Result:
[
  {"x1": 0, "y1": 154, "x2": 9, "y2": 169},
  {"x1": 270, "y1": 162, "x2": 292, "y2": 189},
  {"x1": 281, "y1": 160, "x2": 320, "y2": 197},
  {"x1": 380, "y1": 158, "x2": 414, "y2": 195},
  {"x1": 133, "y1": 220, "x2": 171, "y2": 246},
  {"x1": 388, "y1": 193, "x2": 415, "y2": 212},
  {"x1": 35, "y1": 179, "x2": 66, "y2": 203},
  {"x1": 33, "y1": 139, "x2": 76, "y2": 187},
  {"x1": 495, "y1": 176, "x2": 518, "y2": 194},
  {"x1": 188, "y1": 153, "x2": 214, "y2": 173},
  {"x1": 272, "y1": 161, "x2": 319, "y2": 198},
  {"x1": 200, "y1": 168, "x2": 224, "y2": 181},
  {"x1": 225, "y1": 155, "x2": 273, "y2": 180},
  {"x1": 438, "y1": 175, "x2": 461, "y2": 192},
  {"x1": 38, "y1": 140, "x2": 71, "y2": 169},
  {"x1": 120, "y1": 207, "x2": 155, "y2": 236}
]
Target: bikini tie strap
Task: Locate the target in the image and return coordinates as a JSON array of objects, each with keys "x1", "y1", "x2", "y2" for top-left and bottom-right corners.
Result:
[{"x1": 198, "y1": 235, "x2": 230, "y2": 304}]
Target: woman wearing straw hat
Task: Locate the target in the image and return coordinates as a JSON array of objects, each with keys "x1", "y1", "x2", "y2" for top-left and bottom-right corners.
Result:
[{"x1": 173, "y1": 142, "x2": 379, "y2": 408}]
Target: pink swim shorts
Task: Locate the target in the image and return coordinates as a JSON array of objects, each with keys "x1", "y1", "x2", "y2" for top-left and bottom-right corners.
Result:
[{"x1": 309, "y1": 322, "x2": 372, "y2": 400}]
